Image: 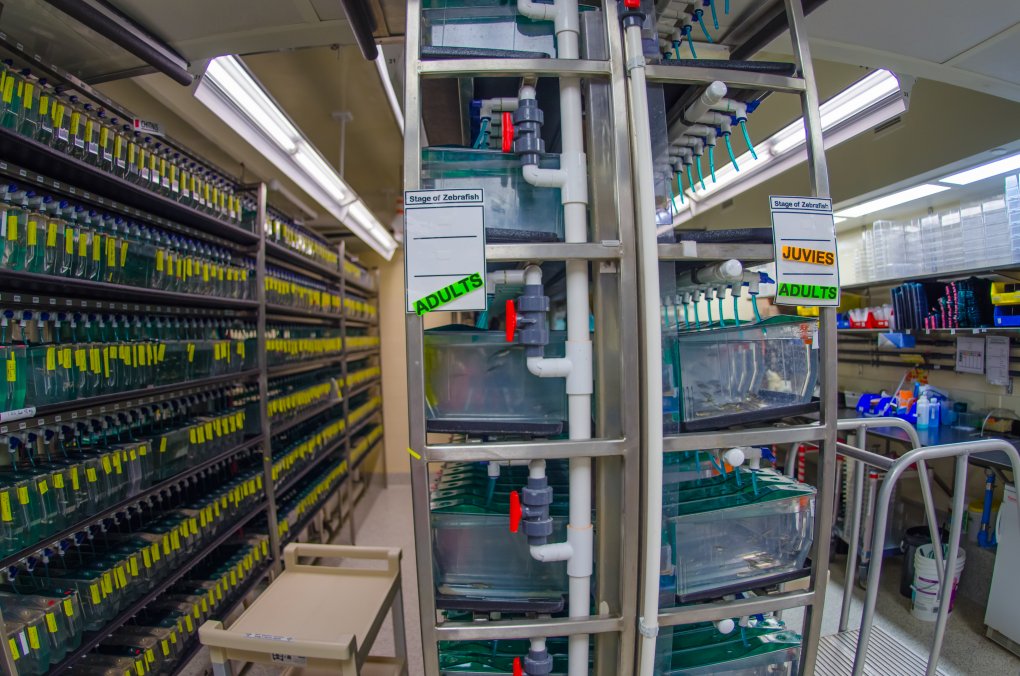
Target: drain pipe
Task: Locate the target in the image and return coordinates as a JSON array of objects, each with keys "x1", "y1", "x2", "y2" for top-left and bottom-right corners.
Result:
[
  {"x1": 516, "y1": 2, "x2": 592, "y2": 675},
  {"x1": 670, "y1": 81, "x2": 727, "y2": 139},
  {"x1": 620, "y1": 3, "x2": 665, "y2": 676}
]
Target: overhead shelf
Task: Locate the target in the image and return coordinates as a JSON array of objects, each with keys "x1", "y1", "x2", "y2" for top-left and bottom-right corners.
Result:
[
  {"x1": 487, "y1": 242, "x2": 624, "y2": 262},
  {"x1": 419, "y1": 57, "x2": 610, "y2": 78},
  {"x1": 842, "y1": 264, "x2": 1020, "y2": 291},
  {"x1": 270, "y1": 399, "x2": 344, "y2": 437},
  {"x1": 0, "y1": 128, "x2": 259, "y2": 246},
  {"x1": 658, "y1": 242, "x2": 774, "y2": 262},
  {"x1": 644, "y1": 63, "x2": 806, "y2": 92},
  {"x1": 265, "y1": 240, "x2": 343, "y2": 282}
]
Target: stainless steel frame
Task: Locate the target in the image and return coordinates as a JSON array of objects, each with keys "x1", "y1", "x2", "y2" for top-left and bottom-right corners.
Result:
[{"x1": 403, "y1": 1, "x2": 640, "y2": 673}]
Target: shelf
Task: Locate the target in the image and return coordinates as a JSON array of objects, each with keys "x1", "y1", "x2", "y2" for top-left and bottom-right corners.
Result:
[
  {"x1": 281, "y1": 472, "x2": 348, "y2": 547},
  {"x1": 265, "y1": 240, "x2": 342, "y2": 282},
  {"x1": 266, "y1": 303, "x2": 344, "y2": 321},
  {"x1": 0, "y1": 369, "x2": 261, "y2": 425},
  {"x1": 644, "y1": 63, "x2": 806, "y2": 92},
  {"x1": 0, "y1": 435, "x2": 265, "y2": 568},
  {"x1": 657, "y1": 590, "x2": 815, "y2": 627},
  {"x1": 432, "y1": 615, "x2": 623, "y2": 641},
  {"x1": 344, "y1": 348, "x2": 380, "y2": 362},
  {"x1": 45, "y1": 499, "x2": 269, "y2": 674},
  {"x1": 658, "y1": 242, "x2": 774, "y2": 262},
  {"x1": 344, "y1": 276, "x2": 377, "y2": 295},
  {"x1": 275, "y1": 437, "x2": 348, "y2": 498},
  {"x1": 0, "y1": 269, "x2": 259, "y2": 312},
  {"x1": 486, "y1": 241, "x2": 624, "y2": 262},
  {"x1": 839, "y1": 328, "x2": 1010, "y2": 335},
  {"x1": 352, "y1": 437, "x2": 384, "y2": 472},
  {"x1": 270, "y1": 399, "x2": 343, "y2": 437},
  {"x1": 346, "y1": 378, "x2": 381, "y2": 399},
  {"x1": 344, "y1": 315, "x2": 378, "y2": 326},
  {"x1": 418, "y1": 57, "x2": 611, "y2": 78},
  {"x1": 267, "y1": 355, "x2": 346, "y2": 378},
  {"x1": 842, "y1": 265, "x2": 1020, "y2": 291},
  {"x1": 347, "y1": 410, "x2": 381, "y2": 440},
  {"x1": 663, "y1": 423, "x2": 826, "y2": 452},
  {"x1": 0, "y1": 129, "x2": 259, "y2": 246},
  {"x1": 421, "y1": 437, "x2": 627, "y2": 462},
  {"x1": 169, "y1": 561, "x2": 273, "y2": 675}
]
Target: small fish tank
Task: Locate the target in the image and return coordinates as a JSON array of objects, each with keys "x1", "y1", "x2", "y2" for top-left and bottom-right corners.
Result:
[
  {"x1": 655, "y1": 620, "x2": 802, "y2": 676},
  {"x1": 662, "y1": 316, "x2": 819, "y2": 433},
  {"x1": 421, "y1": 148, "x2": 566, "y2": 244},
  {"x1": 424, "y1": 326, "x2": 568, "y2": 436}
]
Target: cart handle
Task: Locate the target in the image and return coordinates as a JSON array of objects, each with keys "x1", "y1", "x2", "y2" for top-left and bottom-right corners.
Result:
[{"x1": 284, "y1": 543, "x2": 401, "y2": 574}]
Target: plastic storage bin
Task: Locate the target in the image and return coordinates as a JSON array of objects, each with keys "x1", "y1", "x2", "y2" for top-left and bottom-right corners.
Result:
[
  {"x1": 663, "y1": 469, "x2": 815, "y2": 602},
  {"x1": 421, "y1": 0, "x2": 560, "y2": 58},
  {"x1": 656, "y1": 621, "x2": 802, "y2": 676},
  {"x1": 424, "y1": 326, "x2": 568, "y2": 436},
  {"x1": 662, "y1": 317, "x2": 819, "y2": 433},
  {"x1": 421, "y1": 148, "x2": 566, "y2": 243}
]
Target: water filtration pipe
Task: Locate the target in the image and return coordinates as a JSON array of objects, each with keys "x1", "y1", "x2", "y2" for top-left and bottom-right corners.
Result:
[
  {"x1": 670, "y1": 80, "x2": 726, "y2": 139},
  {"x1": 620, "y1": 5, "x2": 665, "y2": 675},
  {"x1": 675, "y1": 259, "x2": 743, "y2": 290},
  {"x1": 516, "y1": 2, "x2": 592, "y2": 674}
]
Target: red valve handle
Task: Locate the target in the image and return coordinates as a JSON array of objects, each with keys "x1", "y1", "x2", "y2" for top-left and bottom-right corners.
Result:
[
  {"x1": 624, "y1": 0, "x2": 641, "y2": 8},
  {"x1": 513, "y1": 657, "x2": 523, "y2": 676},
  {"x1": 509, "y1": 490, "x2": 522, "y2": 533},
  {"x1": 502, "y1": 111, "x2": 514, "y2": 153},
  {"x1": 505, "y1": 299, "x2": 517, "y2": 343}
]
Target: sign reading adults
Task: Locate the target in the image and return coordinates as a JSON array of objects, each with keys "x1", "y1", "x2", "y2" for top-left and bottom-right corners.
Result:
[
  {"x1": 404, "y1": 189, "x2": 487, "y2": 314},
  {"x1": 769, "y1": 195, "x2": 840, "y2": 307}
]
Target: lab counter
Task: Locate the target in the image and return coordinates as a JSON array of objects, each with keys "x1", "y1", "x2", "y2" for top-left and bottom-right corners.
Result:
[{"x1": 837, "y1": 408, "x2": 1017, "y2": 473}]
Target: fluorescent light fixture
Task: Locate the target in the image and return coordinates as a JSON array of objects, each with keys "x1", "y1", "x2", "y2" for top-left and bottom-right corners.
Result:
[
  {"x1": 834, "y1": 184, "x2": 949, "y2": 219},
  {"x1": 375, "y1": 53, "x2": 404, "y2": 136},
  {"x1": 941, "y1": 151, "x2": 1020, "y2": 185},
  {"x1": 199, "y1": 55, "x2": 398, "y2": 259},
  {"x1": 672, "y1": 69, "x2": 901, "y2": 211}
]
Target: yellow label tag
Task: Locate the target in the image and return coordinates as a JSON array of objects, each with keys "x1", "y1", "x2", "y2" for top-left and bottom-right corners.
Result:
[
  {"x1": 160, "y1": 437, "x2": 167, "y2": 453},
  {"x1": 129, "y1": 557, "x2": 139, "y2": 577},
  {"x1": 17, "y1": 486, "x2": 29, "y2": 505},
  {"x1": 142, "y1": 548, "x2": 151, "y2": 568},
  {"x1": 107, "y1": 237, "x2": 116, "y2": 267},
  {"x1": 46, "y1": 221, "x2": 58, "y2": 247},
  {"x1": 102, "y1": 571, "x2": 113, "y2": 595},
  {"x1": 135, "y1": 660, "x2": 145, "y2": 676},
  {"x1": 92, "y1": 232, "x2": 101, "y2": 261},
  {"x1": 6, "y1": 355, "x2": 16, "y2": 383},
  {"x1": 187, "y1": 342, "x2": 195, "y2": 362},
  {"x1": 86, "y1": 466, "x2": 97, "y2": 483},
  {"x1": 53, "y1": 472, "x2": 64, "y2": 489},
  {"x1": 7, "y1": 213, "x2": 18, "y2": 241},
  {"x1": 90, "y1": 584, "x2": 101, "y2": 605},
  {"x1": 145, "y1": 648, "x2": 155, "y2": 664},
  {"x1": 0, "y1": 491, "x2": 12, "y2": 522},
  {"x1": 156, "y1": 249, "x2": 164, "y2": 272},
  {"x1": 71, "y1": 467, "x2": 79, "y2": 490},
  {"x1": 63, "y1": 599, "x2": 74, "y2": 617},
  {"x1": 27, "y1": 220, "x2": 36, "y2": 246},
  {"x1": 102, "y1": 455, "x2": 113, "y2": 474},
  {"x1": 37, "y1": 479, "x2": 47, "y2": 496},
  {"x1": 185, "y1": 614, "x2": 194, "y2": 633},
  {"x1": 151, "y1": 542, "x2": 160, "y2": 563},
  {"x1": 90, "y1": 347, "x2": 100, "y2": 374},
  {"x1": 27, "y1": 626, "x2": 39, "y2": 650},
  {"x1": 46, "y1": 346, "x2": 56, "y2": 371},
  {"x1": 161, "y1": 639, "x2": 169, "y2": 657}
]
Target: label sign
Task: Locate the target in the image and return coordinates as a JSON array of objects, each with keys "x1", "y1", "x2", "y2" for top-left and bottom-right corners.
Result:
[
  {"x1": 769, "y1": 195, "x2": 840, "y2": 306},
  {"x1": 132, "y1": 118, "x2": 164, "y2": 137},
  {"x1": 404, "y1": 189, "x2": 486, "y2": 313}
]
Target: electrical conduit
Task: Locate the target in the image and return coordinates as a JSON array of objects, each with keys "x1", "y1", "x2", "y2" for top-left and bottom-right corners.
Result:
[{"x1": 516, "y1": 2, "x2": 592, "y2": 675}]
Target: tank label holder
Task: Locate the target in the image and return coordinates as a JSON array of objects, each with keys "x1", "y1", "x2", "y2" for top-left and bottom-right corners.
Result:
[
  {"x1": 769, "y1": 195, "x2": 840, "y2": 307},
  {"x1": 404, "y1": 189, "x2": 487, "y2": 314}
]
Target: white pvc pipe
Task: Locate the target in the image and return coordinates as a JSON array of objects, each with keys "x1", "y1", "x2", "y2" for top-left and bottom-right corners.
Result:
[
  {"x1": 675, "y1": 259, "x2": 743, "y2": 288},
  {"x1": 672, "y1": 81, "x2": 727, "y2": 138},
  {"x1": 624, "y1": 20, "x2": 665, "y2": 676}
]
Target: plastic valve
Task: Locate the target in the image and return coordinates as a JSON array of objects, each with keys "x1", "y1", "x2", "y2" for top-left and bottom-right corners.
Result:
[
  {"x1": 513, "y1": 657, "x2": 524, "y2": 676},
  {"x1": 502, "y1": 111, "x2": 514, "y2": 153},
  {"x1": 624, "y1": 0, "x2": 641, "y2": 7},
  {"x1": 509, "y1": 490, "x2": 522, "y2": 533},
  {"x1": 505, "y1": 299, "x2": 517, "y2": 342}
]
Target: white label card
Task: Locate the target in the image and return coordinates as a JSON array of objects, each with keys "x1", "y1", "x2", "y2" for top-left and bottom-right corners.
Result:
[
  {"x1": 404, "y1": 189, "x2": 486, "y2": 314},
  {"x1": 769, "y1": 195, "x2": 840, "y2": 307}
]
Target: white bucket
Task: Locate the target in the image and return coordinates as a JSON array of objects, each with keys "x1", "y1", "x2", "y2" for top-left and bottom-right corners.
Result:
[{"x1": 911, "y1": 543, "x2": 966, "y2": 622}]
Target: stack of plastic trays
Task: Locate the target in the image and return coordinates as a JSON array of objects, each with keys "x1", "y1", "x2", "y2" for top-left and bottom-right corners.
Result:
[
  {"x1": 655, "y1": 619, "x2": 802, "y2": 675},
  {"x1": 429, "y1": 461, "x2": 571, "y2": 612},
  {"x1": 1008, "y1": 174, "x2": 1020, "y2": 262},
  {"x1": 855, "y1": 227, "x2": 874, "y2": 283},
  {"x1": 918, "y1": 213, "x2": 942, "y2": 274},
  {"x1": 661, "y1": 462, "x2": 815, "y2": 605},
  {"x1": 982, "y1": 196, "x2": 1011, "y2": 266},
  {"x1": 961, "y1": 201, "x2": 987, "y2": 268},
  {"x1": 938, "y1": 208, "x2": 965, "y2": 272}
]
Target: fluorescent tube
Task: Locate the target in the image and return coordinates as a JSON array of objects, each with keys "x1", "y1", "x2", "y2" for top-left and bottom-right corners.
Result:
[
  {"x1": 834, "y1": 184, "x2": 949, "y2": 219},
  {"x1": 941, "y1": 152, "x2": 1020, "y2": 185}
]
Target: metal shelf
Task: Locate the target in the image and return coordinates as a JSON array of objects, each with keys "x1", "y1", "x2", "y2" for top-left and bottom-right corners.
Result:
[
  {"x1": 346, "y1": 410, "x2": 382, "y2": 441},
  {"x1": 344, "y1": 348, "x2": 380, "y2": 362},
  {"x1": 840, "y1": 327, "x2": 1014, "y2": 335},
  {"x1": 344, "y1": 315, "x2": 378, "y2": 326},
  {"x1": 658, "y1": 242, "x2": 774, "y2": 262},
  {"x1": 0, "y1": 435, "x2": 265, "y2": 569},
  {"x1": 644, "y1": 63, "x2": 806, "y2": 92},
  {"x1": 275, "y1": 439, "x2": 347, "y2": 498},
  {"x1": 663, "y1": 423, "x2": 826, "y2": 452},
  {"x1": 345, "y1": 378, "x2": 381, "y2": 399},
  {"x1": 344, "y1": 276, "x2": 377, "y2": 294},
  {"x1": 13, "y1": 368, "x2": 261, "y2": 421},
  {"x1": 266, "y1": 355, "x2": 346, "y2": 378},
  {"x1": 0, "y1": 128, "x2": 258, "y2": 246},
  {"x1": 657, "y1": 590, "x2": 815, "y2": 627},
  {"x1": 0, "y1": 269, "x2": 259, "y2": 311},
  {"x1": 266, "y1": 303, "x2": 344, "y2": 321},
  {"x1": 418, "y1": 57, "x2": 611, "y2": 78},
  {"x1": 422, "y1": 437, "x2": 627, "y2": 463},
  {"x1": 352, "y1": 437, "x2": 384, "y2": 472},
  {"x1": 281, "y1": 471, "x2": 348, "y2": 547},
  {"x1": 45, "y1": 500, "x2": 269, "y2": 674},
  {"x1": 265, "y1": 240, "x2": 343, "y2": 282},
  {"x1": 842, "y1": 265, "x2": 1020, "y2": 291},
  {"x1": 486, "y1": 241, "x2": 624, "y2": 262},
  {"x1": 270, "y1": 399, "x2": 344, "y2": 437},
  {"x1": 433, "y1": 616, "x2": 624, "y2": 641}
]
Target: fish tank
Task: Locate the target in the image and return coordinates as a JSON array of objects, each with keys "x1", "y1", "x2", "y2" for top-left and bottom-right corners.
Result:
[
  {"x1": 424, "y1": 326, "x2": 568, "y2": 436},
  {"x1": 663, "y1": 469, "x2": 815, "y2": 602},
  {"x1": 656, "y1": 620, "x2": 802, "y2": 676},
  {"x1": 663, "y1": 316, "x2": 819, "y2": 433},
  {"x1": 421, "y1": 148, "x2": 566, "y2": 244}
]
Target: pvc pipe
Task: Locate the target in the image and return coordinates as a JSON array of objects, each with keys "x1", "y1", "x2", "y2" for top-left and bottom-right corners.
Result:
[
  {"x1": 480, "y1": 97, "x2": 520, "y2": 119},
  {"x1": 710, "y1": 97, "x2": 748, "y2": 119},
  {"x1": 531, "y1": 541, "x2": 574, "y2": 562},
  {"x1": 624, "y1": 19, "x2": 664, "y2": 676},
  {"x1": 675, "y1": 259, "x2": 743, "y2": 288},
  {"x1": 673, "y1": 81, "x2": 726, "y2": 137}
]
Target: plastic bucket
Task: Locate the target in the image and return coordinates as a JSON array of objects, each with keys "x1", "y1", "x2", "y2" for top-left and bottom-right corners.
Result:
[
  {"x1": 911, "y1": 543, "x2": 965, "y2": 622},
  {"x1": 900, "y1": 526, "x2": 935, "y2": 598}
]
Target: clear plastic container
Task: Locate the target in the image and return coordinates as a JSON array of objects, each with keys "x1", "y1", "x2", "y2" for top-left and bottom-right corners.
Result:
[
  {"x1": 662, "y1": 470, "x2": 815, "y2": 601},
  {"x1": 421, "y1": 148, "x2": 565, "y2": 243},
  {"x1": 662, "y1": 317, "x2": 819, "y2": 433},
  {"x1": 424, "y1": 327, "x2": 568, "y2": 436},
  {"x1": 421, "y1": 0, "x2": 560, "y2": 58},
  {"x1": 656, "y1": 621, "x2": 802, "y2": 676}
]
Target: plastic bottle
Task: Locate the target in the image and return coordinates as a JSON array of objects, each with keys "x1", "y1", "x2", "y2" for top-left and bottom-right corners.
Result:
[{"x1": 916, "y1": 397, "x2": 930, "y2": 430}]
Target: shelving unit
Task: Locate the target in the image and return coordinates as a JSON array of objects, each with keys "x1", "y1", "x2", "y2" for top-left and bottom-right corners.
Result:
[
  {"x1": 404, "y1": 2, "x2": 640, "y2": 674},
  {"x1": 0, "y1": 50, "x2": 382, "y2": 676}
]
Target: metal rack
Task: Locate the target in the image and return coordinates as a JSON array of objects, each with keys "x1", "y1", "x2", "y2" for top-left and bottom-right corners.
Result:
[
  {"x1": 629, "y1": 1, "x2": 838, "y2": 673},
  {"x1": 403, "y1": 1, "x2": 641, "y2": 673},
  {"x1": 0, "y1": 64, "x2": 382, "y2": 676}
]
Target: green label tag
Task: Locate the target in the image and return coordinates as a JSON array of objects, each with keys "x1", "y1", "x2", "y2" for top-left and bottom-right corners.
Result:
[{"x1": 413, "y1": 273, "x2": 483, "y2": 316}]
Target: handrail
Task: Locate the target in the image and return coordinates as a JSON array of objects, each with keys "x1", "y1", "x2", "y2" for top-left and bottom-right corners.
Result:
[{"x1": 834, "y1": 435, "x2": 1020, "y2": 676}]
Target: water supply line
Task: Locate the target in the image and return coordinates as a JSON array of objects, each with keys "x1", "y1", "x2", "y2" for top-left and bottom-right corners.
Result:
[
  {"x1": 515, "y1": 2, "x2": 592, "y2": 674},
  {"x1": 620, "y1": 3, "x2": 665, "y2": 675}
]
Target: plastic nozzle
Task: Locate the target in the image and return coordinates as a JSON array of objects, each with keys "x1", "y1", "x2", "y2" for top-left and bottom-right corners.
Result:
[
  {"x1": 695, "y1": 155, "x2": 706, "y2": 191},
  {"x1": 740, "y1": 119, "x2": 758, "y2": 160},
  {"x1": 725, "y1": 0, "x2": 730, "y2": 14},
  {"x1": 673, "y1": 43, "x2": 681, "y2": 61},
  {"x1": 677, "y1": 172, "x2": 685, "y2": 204},
  {"x1": 473, "y1": 117, "x2": 489, "y2": 149},
  {"x1": 708, "y1": 146, "x2": 717, "y2": 182},
  {"x1": 724, "y1": 133, "x2": 739, "y2": 171},
  {"x1": 709, "y1": 0, "x2": 719, "y2": 29}
]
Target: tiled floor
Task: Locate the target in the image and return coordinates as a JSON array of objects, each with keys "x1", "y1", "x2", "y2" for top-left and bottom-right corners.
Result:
[{"x1": 180, "y1": 481, "x2": 1020, "y2": 675}]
